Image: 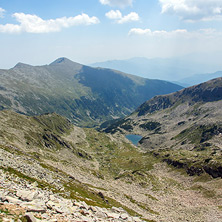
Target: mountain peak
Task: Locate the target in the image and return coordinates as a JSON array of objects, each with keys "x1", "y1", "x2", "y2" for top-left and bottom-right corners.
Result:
[
  {"x1": 50, "y1": 57, "x2": 78, "y2": 66},
  {"x1": 13, "y1": 62, "x2": 32, "y2": 69}
]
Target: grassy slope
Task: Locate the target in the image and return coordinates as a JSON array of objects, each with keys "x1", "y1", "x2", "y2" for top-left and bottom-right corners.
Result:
[
  {"x1": 0, "y1": 110, "x2": 160, "y2": 220},
  {"x1": 0, "y1": 58, "x2": 182, "y2": 127},
  {"x1": 105, "y1": 78, "x2": 222, "y2": 178},
  {"x1": 1, "y1": 110, "x2": 222, "y2": 221}
]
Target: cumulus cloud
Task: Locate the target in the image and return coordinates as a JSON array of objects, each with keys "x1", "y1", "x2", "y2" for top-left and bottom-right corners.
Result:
[
  {"x1": 0, "y1": 13, "x2": 100, "y2": 33},
  {"x1": 100, "y1": 0, "x2": 133, "y2": 8},
  {"x1": 128, "y1": 28, "x2": 221, "y2": 38},
  {"x1": 105, "y1": 10, "x2": 122, "y2": 19},
  {"x1": 0, "y1": 8, "x2": 5, "y2": 18},
  {"x1": 159, "y1": 0, "x2": 222, "y2": 21},
  {"x1": 105, "y1": 10, "x2": 139, "y2": 23}
]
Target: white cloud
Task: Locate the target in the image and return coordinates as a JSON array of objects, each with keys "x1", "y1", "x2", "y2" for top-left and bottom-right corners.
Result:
[
  {"x1": 128, "y1": 28, "x2": 221, "y2": 38},
  {"x1": 0, "y1": 24, "x2": 21, "y2": 33},
  {"x1": 118, "y1": 12, "x2": 139, "y2": 23},
  {"x1": 0, "y1": 13, "x2": 100, "y2": 34},
  {"x1": 100, "y1": 0, "x2": 133, "y2": 8},
  {"x1": 105, "y1": 10, "x2": 122, "y2": 19},
  {"x1": 105, "y1": 10, "x2": 139, "y2": 23},
  {"x1": 0, "y1": 8, "x2": 5, "y2": 18},
  {"x1": 159, "y1": 0, "x2": 222, "y2": 21},
  {"x1": 129, "y1": 28, "x2": 188, "y2": 37}
]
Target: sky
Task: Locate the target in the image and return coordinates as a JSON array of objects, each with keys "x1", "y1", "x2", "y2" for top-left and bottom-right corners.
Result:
[{"x1": 0, "y1": 0, "x2": 222, "y2": 68}]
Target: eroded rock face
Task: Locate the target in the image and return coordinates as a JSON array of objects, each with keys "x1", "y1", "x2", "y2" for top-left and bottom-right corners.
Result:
[{"x1": 203, "y1": 166, "x2": 222, "y2": 178}]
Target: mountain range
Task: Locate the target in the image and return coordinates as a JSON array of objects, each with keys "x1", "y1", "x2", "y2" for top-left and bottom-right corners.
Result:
[
  {"x1": 1, "y1": 59, "x2": 222, "y2": 221},
  {"x1": 179, "y1": 71, "x2": 222, "y2": 86},
  {"x1": 1, "y1": 77, "x2": 222, "y2": 221},
  {"x1": 0, "y1": 57, "x2": 182, "y2": 127},
  {"x1": 91, "y1": 56, "x2": 222, "y2": 85}
]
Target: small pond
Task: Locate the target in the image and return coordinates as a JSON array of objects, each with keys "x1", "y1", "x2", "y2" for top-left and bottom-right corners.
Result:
[{"x1": 125, "y1": 134, "x2": 143, "y2": 146}]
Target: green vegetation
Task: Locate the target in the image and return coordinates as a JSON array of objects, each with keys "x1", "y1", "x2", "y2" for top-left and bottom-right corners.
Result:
[
  {"x1": 0, "y1": 207, "x2": 28, "y2": 222},
  {"x1": 151, "y1": 146, "x2": 222, "y2": 178},
  {"x1": 76, "y1": 128, "x2": 159, "y2": 178},
  {"x1": 190, "y1": 185, "x2": 216, "y2": 198},
  {"x1": 175, "y1": 124, "x2": 222, "y2": 144},
  {"x1": 125, "y1": 195, "x2": 159, "y2": 215},
  {"x1": 0, "y1": 59, "x2": 182, "y2": 127},
  {"x1": 0, "y1": 166, "x2": 56, "y2": 191},
  {"x1": 139, "y1": 121, "x2": 161, "y2": 131},
  {"x1": 0, "y1": 110, "x2": 164, "y2": 220}
]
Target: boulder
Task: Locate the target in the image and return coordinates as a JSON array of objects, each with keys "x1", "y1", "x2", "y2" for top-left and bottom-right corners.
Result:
[
  {"x1": 16, "y1": 190, "x2": 38, "y2": 201},
  {"x1": 21, "y1": 201, "x2": 47, "y2": 213},
  {"x1": 4, "y1": 195, "x2": 23, "y2": 205},
  {"x1": 25, "y1": 212, "x2": 38, "y2": 222}
]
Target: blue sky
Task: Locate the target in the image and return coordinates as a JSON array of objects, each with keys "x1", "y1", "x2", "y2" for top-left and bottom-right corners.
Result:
[{"x1": 0, "y1": 0, "x2": 222, "y2": 68}]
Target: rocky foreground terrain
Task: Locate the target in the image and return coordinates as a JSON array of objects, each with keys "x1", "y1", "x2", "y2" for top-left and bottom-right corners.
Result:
[
  {"x1": 0, "y1": 168, "x2": 141, "y2": 222},
  {"x1": 0, "y1": 108, "x2": 222, "y2": 221}
]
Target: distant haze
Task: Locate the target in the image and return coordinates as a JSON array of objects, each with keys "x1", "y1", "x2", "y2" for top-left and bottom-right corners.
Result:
[{"x1": 91, "y1": 52, "x2": 222, "y2": 85}]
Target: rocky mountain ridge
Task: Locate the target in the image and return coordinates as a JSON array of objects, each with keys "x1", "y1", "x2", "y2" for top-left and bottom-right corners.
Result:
[
  {"x1": 0, "y1": 57, "x2": 182, "y2": 127},
  {"x1": 136, "y1": 77, "x2": 222, "y2": 116},
  {"x1": 105, "y1": 77, "x2": 222, "y2": 179}
]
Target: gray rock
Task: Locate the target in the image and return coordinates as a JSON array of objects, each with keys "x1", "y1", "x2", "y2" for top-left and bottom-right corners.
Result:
[
  {"x1": 133, "y1": 217, "x2": 142, "y2": 222},
  {"x1": 111, "y1": 206, "x2": 121, "y2": 212},
  {"x1": 79, "y1": 201, "x2": 89, "y2": 209},
  {"x1": 106, "y1": 212, "x2": 120, "y2": 219},
  {"x1": 21, "y1": 201, "x2": 46, "y2": 213},
  {"x1": 95, "y1": 210, "x2": 107, "y2": 219},
  {"x1": 80, "y1": 215, "x2": 94, "y2": 222},
  {"x1": 25, "y1": 212, "x2": 37, "y2": 222},
  {"x1": 120, "y1": 213, "x2": 129, "y2": 220},
  {"x1": 16, "y1": 190, "x2": 38, "y2": 201},
  {"x1": 4, "y1": 195, "x2": 23, "y2": 204},
  {"x1": 88, "y1": 206, "x2": 97, "y2": 213},
  {"x1": 41, "y1": 213, "x2": 50, "y2": 219}
]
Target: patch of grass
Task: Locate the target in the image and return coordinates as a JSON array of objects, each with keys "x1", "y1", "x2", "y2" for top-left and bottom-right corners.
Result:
[
  {"x1": 190, "y1": 184, "x2": 216, "y2": 198},
  {"x1": 165, "y1": 177, "x2": 185, "y2": 189},
  {"x1": 193, "y1": 174, "x2": 212, "y2": 183},
  {"x1": 145, "y1": 193, "x2": 158, "y2": 201},
  {"x1": 139, "y1": 121, "x2": 161, "y2": 131},
  {"x1": 0, "y1": 166, "x2": 56, "y2": 191},
  {"x1": 125, "y1": 195, "x2": 159, "y2": 215},
  {"x1": 76, "y1": 129, "x2": 160, "y2": 179},
  {"x1": 0, "y1": 208, "x2": 10, "y2": 215},
  {"x1": 174, "y1": 124, "x2": 222, "y2": 144},
  {"x1": 64, "y1": 181, "x2": 147, "y2": 218}
]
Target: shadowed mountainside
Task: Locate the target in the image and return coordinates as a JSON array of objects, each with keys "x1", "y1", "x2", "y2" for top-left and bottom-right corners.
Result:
[{"x1": 0, "y1": 57, "x2": 182, "y2": 127}]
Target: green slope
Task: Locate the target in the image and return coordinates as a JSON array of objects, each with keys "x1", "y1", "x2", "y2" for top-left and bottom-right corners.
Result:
[
  {"x1": 0, "y1": 57, "x2": 182, "y2": 127},
  {"x1": 104, "y1": 77, "x2": 222, "y2": 178},
  {"x1": 1, "y1": 110, "x2": 222, "y2": 221}
]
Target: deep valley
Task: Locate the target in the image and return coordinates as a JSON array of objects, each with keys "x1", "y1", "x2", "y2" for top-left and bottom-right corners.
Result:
[{"x1": 0, "y1": 60, "x2": 222, "y2": 222}]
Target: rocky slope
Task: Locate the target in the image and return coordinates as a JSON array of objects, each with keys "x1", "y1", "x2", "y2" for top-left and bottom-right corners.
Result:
[
  {"x1": 105, "y1": 78, "x2": 222, "y2": 179},
  {"x1": 0, "y1": 58, "x2": 182, "y2": 127},
  {"x1": 1, "y1": 110, "x2": 222, "y2": 221},
  {"x1": 0, "y1": 168, "x2": 141, "y2": 222}
]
